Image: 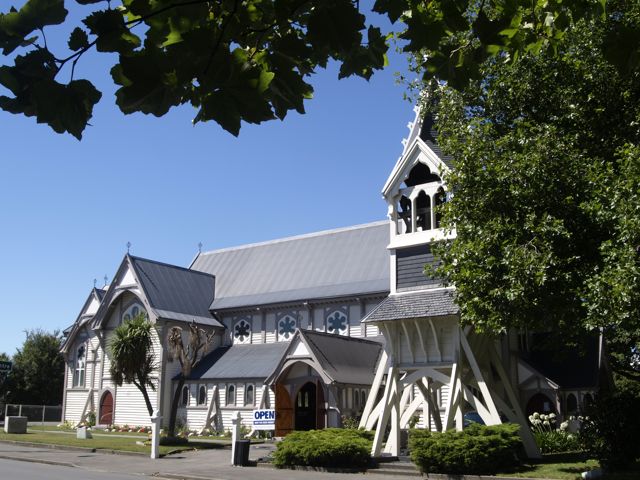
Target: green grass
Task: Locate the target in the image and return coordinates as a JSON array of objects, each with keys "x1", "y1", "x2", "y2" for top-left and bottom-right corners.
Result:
[
  {"x1": 499, "y1": 453, "x2": 640, "y2": 480},
  {"x1": 0, "y1": 430, "x2": 225, "y2": 455}
]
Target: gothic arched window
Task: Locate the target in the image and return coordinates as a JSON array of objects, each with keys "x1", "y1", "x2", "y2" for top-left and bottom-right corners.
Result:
[
  {"x1": 245, "y1": 384, "x2": 255, "y2": 406},
  {"x1": 226, "y1": 384, "x2": 236, "y2": 406},
  {"x1": 72, "y1": 344, "x2": 86, "y2": 388}
]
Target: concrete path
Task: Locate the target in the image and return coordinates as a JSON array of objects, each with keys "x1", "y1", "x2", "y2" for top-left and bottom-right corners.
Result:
[{"x1": 0, "y1": 442, "x2": 406, "y2": 480}]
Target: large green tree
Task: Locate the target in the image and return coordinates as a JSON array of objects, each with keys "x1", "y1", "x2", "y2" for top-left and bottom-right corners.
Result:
[
  {"x1": 1, "y1": 0, "x2": 632, "y2": 139},
  {"x1": 428, "y1": 0, "x2": 640, "y2": 380},
  {"x1": 109, "y1": 313, "x2": 157, "y2": 416},
  {"x1": 4, "y1": 330, "x2": 65, "y2": 405}
]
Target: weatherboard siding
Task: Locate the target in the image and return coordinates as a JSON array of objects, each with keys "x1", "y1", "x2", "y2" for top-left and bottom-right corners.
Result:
[
  {"x1": 64, "y1": 390, "x2": 88, "y2": 424},
  {"x1": 113, "y1": 380, "x2": 158, "y2": 426},
  {"x1": 396, "y1": 245, "x2": 441, "y2": 291}
]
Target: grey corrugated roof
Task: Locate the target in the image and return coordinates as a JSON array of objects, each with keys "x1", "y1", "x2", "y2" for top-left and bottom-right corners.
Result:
[
  {"x1": 190, "y1": 222, "x2": 390, "y2": 310},
  {"x1": 300, "y1": 330, "x2": 383, "y2": 385},
  {"x1": 187, "y1": 342, "x2": 290, "y2": 380},
  {"x1": 130, "y1": 256, "x2": 222, "y2": 327},
  {"x1": 363, "y1": 288, "x2": 458, "y2": 323}
]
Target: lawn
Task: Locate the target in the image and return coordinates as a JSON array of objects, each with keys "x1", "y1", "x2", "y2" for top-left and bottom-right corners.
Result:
[
  {"x1": 0, "y1": 430, "x2": 225, "y2": 456},
  {"x1": 499, "y1": 453, "x2": 640, "y2": 480}
]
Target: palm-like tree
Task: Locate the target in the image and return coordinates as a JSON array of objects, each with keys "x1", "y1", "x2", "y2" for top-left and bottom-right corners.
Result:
[{"x1": 109, "y1": 313, "x2": 156, "y2": 416}]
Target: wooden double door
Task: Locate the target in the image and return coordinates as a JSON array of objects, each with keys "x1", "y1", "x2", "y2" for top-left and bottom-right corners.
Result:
[{"x1": 275, "y1": 380, "x2": 326, "y2": 436}]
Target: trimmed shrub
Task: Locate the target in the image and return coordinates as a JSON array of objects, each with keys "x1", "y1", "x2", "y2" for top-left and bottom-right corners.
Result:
[
  {"x1": 272, "y1": 428, "x2": 372, "y2": 469},
  {"x1": 409, "y1": 423, "x2": 523, "y2": 475}
]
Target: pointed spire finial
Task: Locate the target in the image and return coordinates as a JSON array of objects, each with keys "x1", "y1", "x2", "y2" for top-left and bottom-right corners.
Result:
[
  {"x1": 104, "y1": 275, "x2": 108, "y2": 287},
  {"x1": 198, "y1": 242, "x2": 203, "y2": 254},
  {"x1": 93, "y1": 278, "x2": 97, "y2": 288},
  {"x1": 126, "y1": 241, "x2": 131, "y2": 254}
]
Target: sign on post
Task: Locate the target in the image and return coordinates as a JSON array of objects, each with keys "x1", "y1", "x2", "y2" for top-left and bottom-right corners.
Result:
[{"x1": 252, "y1": 409, "x2": 275, "y2": 430}]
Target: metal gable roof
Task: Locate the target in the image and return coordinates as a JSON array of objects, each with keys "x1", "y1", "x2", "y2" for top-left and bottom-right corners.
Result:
[
  {"x1": 185, "y1": 342, "x2": 290, "y2": 380},
  {"x1": 299, "y1": 330, "x2": 383, "y2": 385},
  {"x1": 190, "y1": 222, "x2": 390, "y2": 310},
  {"x1": 363, "y1": 288, "x2": 458, "y2": 323},
  {"x1": 129, "y1": 256, "x2": 221, "y2": 327}
]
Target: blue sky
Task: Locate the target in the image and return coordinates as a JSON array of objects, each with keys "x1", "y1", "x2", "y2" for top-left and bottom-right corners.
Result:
[{"x1": 0, "y1": 4, "x2": 416, "y2": 356}]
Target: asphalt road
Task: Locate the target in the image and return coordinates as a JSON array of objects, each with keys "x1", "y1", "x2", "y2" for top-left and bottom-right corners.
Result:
[{"x1": 0, "y1": 458, "x2": 145, "y2": 480}]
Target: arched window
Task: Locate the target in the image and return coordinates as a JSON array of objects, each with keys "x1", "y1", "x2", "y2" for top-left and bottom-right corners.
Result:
[
  {"x1": 198, "y1": 385, "x2": 207, "y2": 406},
  {"x1": 583, "y1": 393, "x2": 594, "y2": 410},
  {"x1": 226, "y1": 384, "x2": 236, "y2": 406},
  {"x1": 234, "y1": 319, "x2": 252, "y2": 344},
  {"x1": 73, "y1": 344, "x2": 86, "y2": 387},
  {"x1": 354, "y1": 389, "x2": 360, "y2": 409},
  {"x1": 403, "y1": 163, "x2": 440, "y2": 187},
  {"x1": 567, "y1": 393, "x2": 578, "y2": 414},
  {"x1": 181, "y1": 385, "x2": 190, "y2": 406},
  {"x1": 361, "y1": 389, "x2": 367, "y2": 407},
  {"x1": 397, "y1": 195, "x2": 412, "y2": 234},
  {"x1": 122, "y1": 302, "x2": 146, "y2": 323},
  {"x1": 415, "y1": 190, "x2": 431, "y2": 231},
  {"x1": 245, "y1": 385, "x2": 255, "y2": 406}
]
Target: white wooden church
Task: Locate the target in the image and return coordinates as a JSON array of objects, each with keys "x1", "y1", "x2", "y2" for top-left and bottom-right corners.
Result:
[{"x1": 61, "y1": 109, "x2": 601, "y2": 455}]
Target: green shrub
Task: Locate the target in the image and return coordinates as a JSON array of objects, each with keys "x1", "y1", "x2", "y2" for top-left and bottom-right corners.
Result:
[
  {"x1": 272, "y1": 428, "x2": 372, "y2": 469},
  {"x1": 409, "y1": 423, "x2": 523, "y2": 475},
  {"x1": 581, "y1": 379, "x2": 640, "y2": 471}
]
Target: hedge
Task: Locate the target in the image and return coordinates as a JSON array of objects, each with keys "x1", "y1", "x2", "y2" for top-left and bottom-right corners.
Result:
[
  {"x1": 409, "y1": 423, "x2": 523, "y2": 475},
  {"x1": 272, "y1": 428, "x2": 373, "y2": 469}
]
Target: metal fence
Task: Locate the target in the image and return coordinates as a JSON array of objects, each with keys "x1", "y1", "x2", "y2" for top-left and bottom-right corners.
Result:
[{"x1": 3, "y1": 404, "x2": 62, "y2": 423}]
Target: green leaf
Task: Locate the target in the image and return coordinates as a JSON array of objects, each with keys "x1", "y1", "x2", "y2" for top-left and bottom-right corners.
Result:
[
  {"x1": 373, "y1": 0, "x2": 409, "y2": 23},
  {"x1": 307, "y1": 0, "x2": 364, "y2": 54},
  {"x1": 68, "y1": 27, "x2": 89, "y2": 51},
  {"x1": 195, "y1": 91, "x2": 242, "y2": 135},
  {"x1": 83, "y1": 9, "x2": 140, "y2": 54},
  {"x1": 31, "y1": 79, "x2": 102, "y2": 139},
  {"x1": 0, "y1": 0, "x2": 67, "y2": 54}
]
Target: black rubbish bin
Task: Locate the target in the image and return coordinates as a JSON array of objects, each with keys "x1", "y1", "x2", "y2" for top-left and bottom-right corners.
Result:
[{"x1": 233, "y1": 439, "x2": 250, "y2": 466}]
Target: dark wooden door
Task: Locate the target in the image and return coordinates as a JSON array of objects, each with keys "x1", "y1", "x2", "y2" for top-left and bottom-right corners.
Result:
[
  {"x1": 275, "y1": 383, "x2": 293, "y2": 436},
  {"x1": 295, "y1": 382, "x2": 317, "y2": 431},
  {"x1": 99, "y1": 391, "x2": 114, "y2": 425}
]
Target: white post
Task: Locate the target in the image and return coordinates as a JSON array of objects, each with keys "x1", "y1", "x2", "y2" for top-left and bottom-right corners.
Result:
[
  {"x1": 18, "y1": 405, "x2": 22, "y2": 417},
  {"x1": 150, "y1": 410, "x2": 162, "y2": 460},
  {"x1": 230, "y1": 411, "x2": 241, "y2": 466}
]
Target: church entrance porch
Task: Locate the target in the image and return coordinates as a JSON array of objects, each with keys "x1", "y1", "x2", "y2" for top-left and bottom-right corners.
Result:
[{"x1": 274, "y1": 375, "x2": 327, "y2": 436}]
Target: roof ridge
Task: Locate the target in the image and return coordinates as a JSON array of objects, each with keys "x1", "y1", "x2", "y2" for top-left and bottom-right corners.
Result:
[
  {"x1": 197, "y1": 220, "x2": 388, "y2": 257},
  {"x1": 129, "y1": 255, "x2": 215, "y2": 278},
  {"x1": 300, "y1": 328, "x2": 383, "y2": 346}
]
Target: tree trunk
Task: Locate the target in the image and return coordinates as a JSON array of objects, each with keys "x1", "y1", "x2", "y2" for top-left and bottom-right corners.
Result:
[
  {"x1": 168, "y1": 376, "x2": 185, "y2": 437},
  {"x1": 133, "y1": 379, "x2": 154, "y2": 417}
]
